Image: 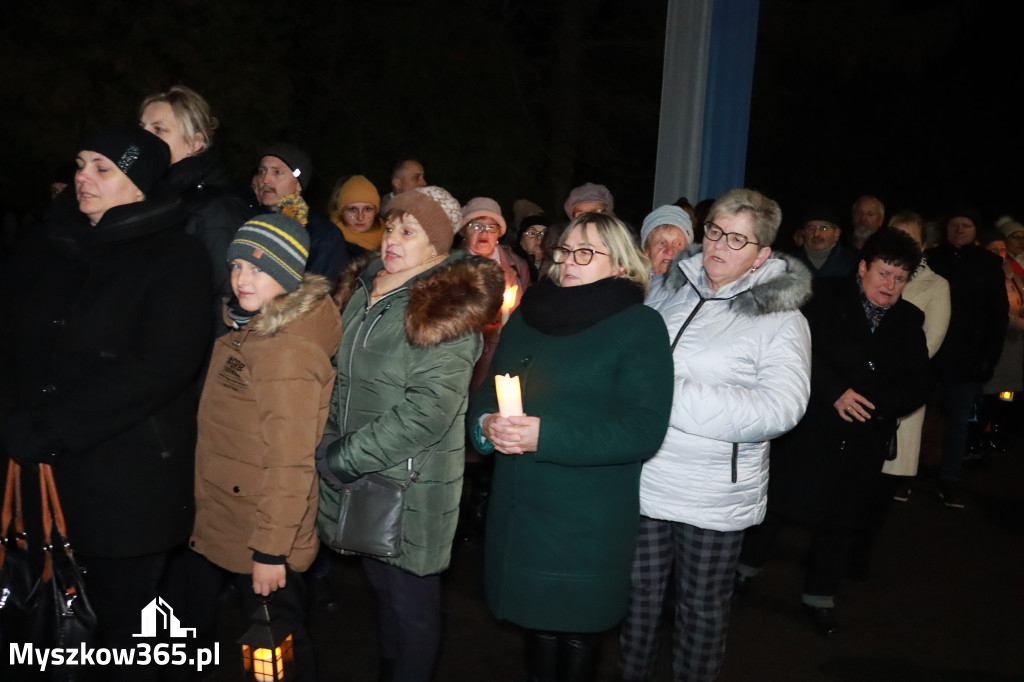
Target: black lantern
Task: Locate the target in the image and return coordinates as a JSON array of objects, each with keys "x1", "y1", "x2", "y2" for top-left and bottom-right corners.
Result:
[{"x1": 239, "y1": 596, "x2": 294, "y2": 681}]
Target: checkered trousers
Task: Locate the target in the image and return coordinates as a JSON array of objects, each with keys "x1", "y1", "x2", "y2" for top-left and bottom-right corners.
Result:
[{"x1": 617, "y1": 516, "x2": 745, "y2": 682}]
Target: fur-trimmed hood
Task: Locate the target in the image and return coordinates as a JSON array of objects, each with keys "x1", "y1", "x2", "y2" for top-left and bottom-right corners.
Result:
[
  {"x1": 250, "y1": 273, "x2": 338, "y2": 340},
  {"x1": 334, "y1": 251, "x2": 505, "y2": 348},
  {"x1": 663, "y1": 249, "x2": 812, "y2": 316}
]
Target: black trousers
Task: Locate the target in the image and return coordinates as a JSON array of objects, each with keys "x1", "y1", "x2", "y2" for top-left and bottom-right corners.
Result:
[
  {"x1": 361, "y1": 558, "x2": 442, "y2": 682},
  {"x1": 164, "y1": 549, "x2": 318, "y2": 682},
  {"x1": 738, "y1": 512, "x2": 853, "y2": 603},
  {"x1": 525, "y1": 629, "x2": 602, "y2": 682},
  {"x1": 75, "y1": 551, "x2": 171, "y2": 682}
]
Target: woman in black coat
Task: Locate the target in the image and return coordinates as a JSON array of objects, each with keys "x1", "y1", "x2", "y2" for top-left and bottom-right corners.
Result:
[
  {"x1": 0, "y1": 126, "x2": 211, "y2": 671},
  {"x1": 141, "y1": 84, "x2": 252, "y2": 330},
  {"x1": 737, "y1": 228, "x2": 931, "y2": 635}
]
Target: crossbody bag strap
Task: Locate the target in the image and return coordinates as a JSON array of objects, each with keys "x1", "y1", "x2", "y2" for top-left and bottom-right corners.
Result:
[{"x1": 403, "y1": 409, "x2": 461, "y2": 487}]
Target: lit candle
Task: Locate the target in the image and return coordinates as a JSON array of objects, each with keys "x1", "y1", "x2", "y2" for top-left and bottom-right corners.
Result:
[
  {"x1": 999, "y1": 391, "x2": 1014, "y2": 402},
  {"x1": 501, "y1": 285, "x2": 519, "y2": 326},
  {"x1": 495, "y1": 374, "x2": 523, "y2": 417}
]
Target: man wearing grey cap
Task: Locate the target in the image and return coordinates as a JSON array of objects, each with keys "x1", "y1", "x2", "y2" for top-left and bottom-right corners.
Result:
[{"x1": 254, "y1": 143, "x2": 348, "y2": 286}]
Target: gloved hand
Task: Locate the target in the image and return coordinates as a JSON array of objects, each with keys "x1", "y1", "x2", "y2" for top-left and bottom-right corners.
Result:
[{"x1": 314, "y1": 432, "x2": 360, "y2": 490}]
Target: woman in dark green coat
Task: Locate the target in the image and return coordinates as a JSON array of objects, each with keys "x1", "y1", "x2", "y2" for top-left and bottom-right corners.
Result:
[
  {"x1": 317, "y1": 186, "x2": 504, "y2": 682},
  {"x1": 470, "y1": 213, "x2": 674, "y2": 682}
]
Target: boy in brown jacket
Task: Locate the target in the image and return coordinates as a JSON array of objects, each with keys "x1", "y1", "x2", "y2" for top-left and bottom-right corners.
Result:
[{"x1": 188, "y1": 205, "x2": 341, "y2": 680}]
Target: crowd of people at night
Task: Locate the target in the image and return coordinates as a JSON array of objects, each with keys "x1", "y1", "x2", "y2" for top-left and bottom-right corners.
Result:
[{"x1": 0, "y1": 84, "x2": 1016, "y2": 682}]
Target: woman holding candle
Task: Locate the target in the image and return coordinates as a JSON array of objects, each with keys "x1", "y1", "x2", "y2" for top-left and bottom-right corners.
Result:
[
  {"x1": 470, "y1": 212, "x2": 674, "y2": 682},
  {"x1": 316, "y1": 186, "x2": 504, "y2": 682}
]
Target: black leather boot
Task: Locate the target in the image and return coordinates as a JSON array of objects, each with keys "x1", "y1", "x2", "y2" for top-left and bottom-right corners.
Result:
[
  {"x1": 525, "y1": 630, "x2": 559, "y2": 682},
  {"x1": 558, "y1": 632, "x2": 601, "y2": 682}
]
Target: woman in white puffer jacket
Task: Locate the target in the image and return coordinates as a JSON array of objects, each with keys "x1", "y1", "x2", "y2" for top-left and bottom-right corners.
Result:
[{"x1": 617, "y1": 189, "x2": 813, "y2": 682}]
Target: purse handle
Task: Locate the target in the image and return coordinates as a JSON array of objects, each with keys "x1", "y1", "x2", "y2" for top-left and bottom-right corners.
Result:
[
  {"x1": 38, "y1": 463, "x2": 68, "y2": 582},
  {"x1": 1, "y1": 460, "x2": 27, "y2": 569}
]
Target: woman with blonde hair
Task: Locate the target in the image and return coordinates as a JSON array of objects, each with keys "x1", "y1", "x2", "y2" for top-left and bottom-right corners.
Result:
[
  {"x1": 471, "y1": 212, "x2": 674, "y2": 682},
  {"x1": 140, "y1": 84, "x2": 250, "y2": 323}
]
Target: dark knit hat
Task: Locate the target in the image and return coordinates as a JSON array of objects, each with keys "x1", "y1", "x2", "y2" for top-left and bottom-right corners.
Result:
[
  {"x1": 387, "y1": 185, "x2": 461, "y2": 255},
  {"x1": 227, "y1": 213, "x2": 310, "y2": 293},
  {"x1": 260, "y1": 143, "x2": 313, "y2": 191},
  {"x1": 80, "y1": 126, "x2": 170, "y2": 196},
  {"x1": 800, "y1": 203, "x2": 842, "y2": 227},
  {"x1": 519, "y1": 213, "x2": 552, "y2": 235}
]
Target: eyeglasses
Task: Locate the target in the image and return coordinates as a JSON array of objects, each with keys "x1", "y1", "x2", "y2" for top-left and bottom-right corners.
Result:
[
  {"x1": 467, "y1": 222, "x2": 500, "y2": 234},
  {"x1": 571, "y1": 207, "x2": 606, "y2": 218},
  {"x1": 804, "y1": 223, "x2": 836, "y2": 232},
  {"x1": 523, "y1": 229, "x2": 546, "y2": 239},
  {"x1": 551, "y1": 246, "x2": 609, "y2": 265},
  {"x1": 344, "y1": 206, "x2": 376, "y2": 217},
  {"x1": 703, "y1": 222, "x2": 762, "y2": 250}
]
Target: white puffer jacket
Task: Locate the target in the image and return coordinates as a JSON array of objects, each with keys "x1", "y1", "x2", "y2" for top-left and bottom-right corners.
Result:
[{"x1": 640, "y1": 251, "x2": 812, "y2": 531}]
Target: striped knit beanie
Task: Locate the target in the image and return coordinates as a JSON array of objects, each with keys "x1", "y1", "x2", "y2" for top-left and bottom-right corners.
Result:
[{"x1": 227, "y1": 213, "x2": 310, "y2": 293}]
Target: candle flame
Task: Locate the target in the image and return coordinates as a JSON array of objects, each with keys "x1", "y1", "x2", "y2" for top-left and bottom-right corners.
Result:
[{"x1": 502, "y1": 285, "x2": 518, "y2": 310}]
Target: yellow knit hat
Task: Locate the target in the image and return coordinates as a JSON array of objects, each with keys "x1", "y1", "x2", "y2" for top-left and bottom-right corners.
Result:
[{"x1": 338, "y1": 175, "x2": 380, "y2": 210}]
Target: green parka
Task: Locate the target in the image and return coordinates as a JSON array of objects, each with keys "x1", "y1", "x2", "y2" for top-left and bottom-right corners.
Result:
[
  {"x1": 470, "y1": 277, "x2": 674, "y2": 632},
  {"x1": 317, "y1": 252, "x2": 504, "y2": 576}
]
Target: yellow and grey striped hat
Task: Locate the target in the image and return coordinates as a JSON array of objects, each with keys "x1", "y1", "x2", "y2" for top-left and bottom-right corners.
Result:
[{"x1": 227, "y1": 213, "x2": 310, "y2": 292}]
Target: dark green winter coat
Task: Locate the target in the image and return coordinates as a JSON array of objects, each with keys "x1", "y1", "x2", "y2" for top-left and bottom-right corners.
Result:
[
  {"x1": 317, "y1": 252, "x2": 504, "y2": 576},
  {"x1": 470, "y1": 277, "x2": 674, "y2": 632}
]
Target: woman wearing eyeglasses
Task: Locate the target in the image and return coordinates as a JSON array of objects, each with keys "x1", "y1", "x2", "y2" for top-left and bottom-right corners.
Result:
[
  {"x1": 617, "y1": 189, "x2": 813, "y2": 682},
  {"x1": 328, "y1": 174, "x2": 385, "y2": 259},
  {"x1": 515, "y1": 213, "x2": 552, "y2": 281},
  {"x1": 458, "y1": 198, "x2": 532, "y2": 386},
  {"x1": 470, "y1": 213, "x2": 674, "y2": 682}
]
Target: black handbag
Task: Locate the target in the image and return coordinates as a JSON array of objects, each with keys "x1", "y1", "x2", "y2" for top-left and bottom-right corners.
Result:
[
  {"x1": 37, "y1": 463, "x2": 98, "y2": 650},
  {"x1": 327, "y1": 447, "x2": 439, "y2": 558},
  {"x1": 328, "y1": 469, "x2": 409, "y2": 557},
  {"x1": 0, "y1": 461, "x2": 41, "y2": 622},
  {"x1": 0, "y1": 462, "x2": 96, "y2": 663}
]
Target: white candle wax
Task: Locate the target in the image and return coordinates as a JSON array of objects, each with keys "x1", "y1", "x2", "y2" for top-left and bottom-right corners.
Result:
[{"x1": 495, "y1": 374, "x2": 523, "y2": 417}]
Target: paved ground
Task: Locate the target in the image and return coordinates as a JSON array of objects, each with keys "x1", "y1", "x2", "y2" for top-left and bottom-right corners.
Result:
[{"x1": 208, "y1": 442, "x2": 1023, "y2": 682}]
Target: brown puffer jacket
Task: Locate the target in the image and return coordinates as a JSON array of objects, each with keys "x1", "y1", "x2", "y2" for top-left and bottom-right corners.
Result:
[{"x1": 190, "y1": 274, "x2": 342, "y2": 574}]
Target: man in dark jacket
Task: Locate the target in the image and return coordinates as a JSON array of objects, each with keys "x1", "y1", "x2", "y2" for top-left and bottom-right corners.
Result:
[
  {"x1": 254, "y1": 143, "x2": 348, "y2": 287},
  {"x1": 925, "y1": 208, "x2": 1009, "y2": 507},
  {"x1": 794, "y1": 203, "x2": 858, "y2": 279}
]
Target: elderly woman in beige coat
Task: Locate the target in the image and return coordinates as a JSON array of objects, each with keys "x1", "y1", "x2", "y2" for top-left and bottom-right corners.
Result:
[{"x1": 884, "y1": 213, "x2": 950, "y2": 490}]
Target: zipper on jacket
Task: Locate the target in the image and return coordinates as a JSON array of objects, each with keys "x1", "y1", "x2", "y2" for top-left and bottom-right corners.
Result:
[
  {"x1": 341, "y1": 283, "x2": 406, "y2": 432},
  {"x1": 670, "y1": 295, "x2": 707, "y2": 351},
  {"x1": 731, "y1": 442, "x2": 739, "y2": 483},
  {"x1": 362, "y1": 302, "x2": 392, "y2": 348}
]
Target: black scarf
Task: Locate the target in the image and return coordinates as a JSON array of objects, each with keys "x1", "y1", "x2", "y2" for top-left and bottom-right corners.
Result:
[
  {"x1": 226, "y1": 299, "x2": 258, "y2": 328},
  {"x1": 519, "y1": 277, "x2": 644, "y2": 336}
]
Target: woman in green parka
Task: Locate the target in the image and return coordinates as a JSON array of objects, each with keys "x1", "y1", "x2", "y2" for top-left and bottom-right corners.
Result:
[
  {"x1": 470, "y1": 213, "x2": 674, "y2": 682},
  {"x1": 317, "y1": 185, "x2": 504, "y2": 682}
]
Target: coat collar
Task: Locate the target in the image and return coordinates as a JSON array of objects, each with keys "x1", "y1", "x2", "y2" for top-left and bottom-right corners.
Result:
[
  {"x1": 334, "y1": 251, "x2": 505, "y2": 348},
  {"x1": 664, "y1": 250, "x2": 812, "y2": 316}
]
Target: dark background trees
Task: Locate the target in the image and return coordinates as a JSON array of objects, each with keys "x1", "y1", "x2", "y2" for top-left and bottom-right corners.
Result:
[{"x1": 2, "y1": 0, "x2": 1022, "y2": 235}]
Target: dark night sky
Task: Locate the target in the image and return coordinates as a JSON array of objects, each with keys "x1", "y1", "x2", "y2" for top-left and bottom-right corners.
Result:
[{"x1": 1, "y1": 0, "x2": 1021, "y2": 237}]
